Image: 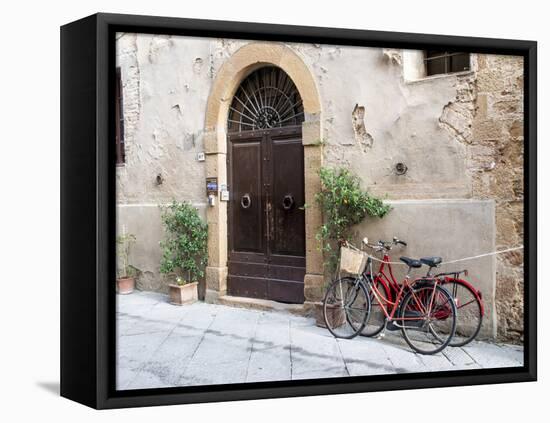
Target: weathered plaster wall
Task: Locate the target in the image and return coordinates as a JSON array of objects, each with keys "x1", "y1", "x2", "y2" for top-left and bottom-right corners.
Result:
[
  {"x1": 297, "y1": 45, "x2": 471, "y2": 199},
  {"x1": 116, "y1": 36, "x2": 480, "y2": 204},
  {"x1": 115, "y1": 34, "x2": 523, "y2": 340},
  {"x1": 116, "y1": 33, "x2": 212, "y2": 294},
  {"x1": 203, "y1": 40, "x2": 472, "y2": 199},
  {"x1": 116, "y1": 33, "x2": 212, "y2": 205}
]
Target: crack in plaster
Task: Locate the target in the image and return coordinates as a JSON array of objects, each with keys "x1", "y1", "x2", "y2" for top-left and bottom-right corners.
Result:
[
  {"x1": 382, "y1": 49, "x2": 402, "y2": 65},
  {"x1": 352, "y1": 104, "x2": 374, "y2": 151},
  {"x1": 438, "y1": 75, "x2": 476, "y2": 145}
]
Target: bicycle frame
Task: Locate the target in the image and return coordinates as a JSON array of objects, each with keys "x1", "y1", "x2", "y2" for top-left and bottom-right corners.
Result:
[
  {"x1": 439, "y1": 275, "x2": 485, "y2": 317},
  {"x1": 362, "y1": 257, "x2": 443, "y2": 327},
  {"x1": 369, "y1": 253, "x2": 399, "y2": 302},
  {"x1": 363, "y1": 252, "x2": 419, "y2": 309}
]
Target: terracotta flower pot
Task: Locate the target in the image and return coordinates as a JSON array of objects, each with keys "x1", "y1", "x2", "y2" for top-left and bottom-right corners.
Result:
[
  {"x1": 314, "y1": 301, "x2": 346, "y2": 328},
  {"x1": 169, "y1": 282, "x2": 198, "y2": 305},
  {"x1": 117, "y1": 277, "x2": 135, "y2": 294}
]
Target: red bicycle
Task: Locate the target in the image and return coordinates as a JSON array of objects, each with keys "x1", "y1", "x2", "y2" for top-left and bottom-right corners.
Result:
[
  {"x1": 429, "y1": 267, "x2": 484, "y2": 347},
  {"x1": 359, "y1": 237, "x2": 408, "y2": 338},
  {"x1": 323, "y1": 239, "x2": 457, "y2": 355},
  {"x1": 358, "y1": 238, "x2": 484, "y2": 347}
]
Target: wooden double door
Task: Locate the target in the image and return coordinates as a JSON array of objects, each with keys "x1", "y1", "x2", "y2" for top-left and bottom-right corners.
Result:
[{"x1": 227, "y1": 126, "x2": 306, "y2": 304}]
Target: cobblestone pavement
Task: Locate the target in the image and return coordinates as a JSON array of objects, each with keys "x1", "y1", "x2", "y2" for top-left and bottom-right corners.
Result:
[{"x1": 117, "y1": 291, "x2": 524, "y2": 390}]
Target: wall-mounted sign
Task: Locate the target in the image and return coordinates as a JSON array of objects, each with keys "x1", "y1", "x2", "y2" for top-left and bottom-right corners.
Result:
[
  {"x1": 220, "y1": 184, "x2": 230, "y2": 201},
  {"x1": 206, "y1": 177, "x2": 218, "y2": 195}
]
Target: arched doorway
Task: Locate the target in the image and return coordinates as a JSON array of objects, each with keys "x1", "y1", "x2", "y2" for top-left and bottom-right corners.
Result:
[
  {"x1": 202, "y1": 42, "x2": 324, "y2": 309},
  {"x1": 226, "y1": 66, "x2": 306, "y2": 303}
]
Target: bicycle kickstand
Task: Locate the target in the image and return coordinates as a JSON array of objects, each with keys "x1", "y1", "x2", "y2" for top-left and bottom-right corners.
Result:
[{"x1": 376, "y1": 321, "x2": 389, "y2": 339}]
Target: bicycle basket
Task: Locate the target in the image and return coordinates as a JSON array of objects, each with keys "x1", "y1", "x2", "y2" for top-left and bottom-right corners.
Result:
[{"x1": 339, "y1": 246, "x2": 366, "y2": 275}]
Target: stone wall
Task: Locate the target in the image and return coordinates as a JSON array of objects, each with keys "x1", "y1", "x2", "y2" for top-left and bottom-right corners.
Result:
[{"x1": 471, "y1": 55, "x2": 524, "y2": 341}]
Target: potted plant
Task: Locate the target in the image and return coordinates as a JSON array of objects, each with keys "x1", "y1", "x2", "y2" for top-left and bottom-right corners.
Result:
[
  {"x1": 116, "y1": 233, "x2": 137, "y2": 294},
  {"x1": 159, "y1": 201, "x2": 208, "y2": 305},
  {"x1": 313, "y1": 167, "x2": 390, "y2": 327}
]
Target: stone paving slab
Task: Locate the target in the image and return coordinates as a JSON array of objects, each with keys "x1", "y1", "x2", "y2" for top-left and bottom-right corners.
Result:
[
  {"x1": 246, "y1": 313, "x2": 292, "y2": 383},
  {"x1": 116, "y1": 291, "x2": 524, "y2": 390}
]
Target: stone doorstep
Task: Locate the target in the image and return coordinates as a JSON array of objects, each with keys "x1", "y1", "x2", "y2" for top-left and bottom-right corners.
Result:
[{"x1": 215, "y1": 294, "x2": 315, "y2": 317}]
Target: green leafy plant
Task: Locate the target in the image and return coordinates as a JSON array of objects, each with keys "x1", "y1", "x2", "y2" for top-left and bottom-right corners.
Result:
[
  {"x1": 315, "y1": 167, "x2": 390, "y2": 272},
  {"x1": 159, "y1": 201, "x2": 208, "y2": 284},
  {"x1": 116, "y1": 233, "x2": 137, "y2": 279}
]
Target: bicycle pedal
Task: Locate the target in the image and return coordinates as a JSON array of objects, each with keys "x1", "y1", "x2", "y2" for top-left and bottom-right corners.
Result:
[{"x1": 377, "y1": 331, "x2": 386, "y2": 339}]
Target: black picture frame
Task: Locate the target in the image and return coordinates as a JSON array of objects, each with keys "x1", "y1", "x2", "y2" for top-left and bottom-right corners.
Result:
[{"x1": 60, "y1": 12, "x2": 537, "y2": 409}]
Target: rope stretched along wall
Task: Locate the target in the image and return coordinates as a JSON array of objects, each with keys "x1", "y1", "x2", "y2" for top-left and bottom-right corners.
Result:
[{"x1": 357, "y1": 246, "x2": 524, "y2": 266}]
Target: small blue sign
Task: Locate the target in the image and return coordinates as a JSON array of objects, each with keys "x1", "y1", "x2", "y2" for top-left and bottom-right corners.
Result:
[{"x1": 206, "y1": 177, "x2": 218, "y2": 195}]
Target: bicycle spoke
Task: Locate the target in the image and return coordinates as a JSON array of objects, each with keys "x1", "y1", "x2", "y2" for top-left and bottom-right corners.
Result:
[
  {"x1": 360, "y1": 279, "x2": 389, "y2": 337},
  {"x1": 323, "y1": 277, "x2": 370, "y2": 339},
  {"x1": 400, "y1": 285, "x2": 457, "y2": 354},
  {"x1": 440, "y1": 281, "x2": 483, "y2": 346}
]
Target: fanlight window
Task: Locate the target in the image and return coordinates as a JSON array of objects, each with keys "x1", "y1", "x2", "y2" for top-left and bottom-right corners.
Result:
[{"x1": 228, "y1": 66, "x2": 304, "y2": 132}]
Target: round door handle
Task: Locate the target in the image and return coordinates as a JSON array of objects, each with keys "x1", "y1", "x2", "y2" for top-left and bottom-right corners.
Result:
[
  {"x1": 282, "y1": 194, "x2": 295, "y2": 211},
  {"x1": 240, "y1": 193, "x2": 251, "y2": 209}
]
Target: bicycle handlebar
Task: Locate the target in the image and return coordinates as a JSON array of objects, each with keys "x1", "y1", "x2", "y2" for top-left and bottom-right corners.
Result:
[
  {"x1": 380, "y1": 237, "x2": 407, "y2": 249},
  {"x1": 361, "y1": 236, "x2": 407, "y2": 252},
  {"x1": 392, "y1": 236, "x2": 407, "y2": 246}
]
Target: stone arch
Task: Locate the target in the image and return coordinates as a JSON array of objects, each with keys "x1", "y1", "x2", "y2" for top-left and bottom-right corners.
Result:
[{"x1": 203, "y1": 42, "x2": 324, "y2": 306}]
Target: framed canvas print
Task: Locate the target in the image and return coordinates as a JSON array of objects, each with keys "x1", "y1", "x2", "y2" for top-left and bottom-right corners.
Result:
[{"x1": 60, "y1": 13, "x2": 537, "y2": 409}]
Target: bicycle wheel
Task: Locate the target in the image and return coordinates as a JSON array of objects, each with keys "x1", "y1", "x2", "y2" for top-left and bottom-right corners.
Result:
[
  {"x1": 440, "y1": 280, "x2": 483, "y2": 347},
  {"x1": 399, "y1": 285, "x2": 457, "y2": 355},
  {"x1": 361, "y1": 278, "x2": 390, "y2": 337},
  {"x1": 323, "y1": 277, "x2": 371, "y2": 339}
]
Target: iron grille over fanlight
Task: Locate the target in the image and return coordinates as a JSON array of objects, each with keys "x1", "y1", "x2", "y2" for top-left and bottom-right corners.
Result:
[{"x1": 228, "y1": 66, "x2": 304, "y2": 132}]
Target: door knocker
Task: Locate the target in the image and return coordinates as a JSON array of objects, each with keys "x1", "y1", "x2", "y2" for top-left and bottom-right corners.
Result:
[
  {"x1": 240, "y1": 193, "x2": 251, "y2": 209},
  {"x1": 282, "y1": 194, "x2": 295, "y2": 211}
]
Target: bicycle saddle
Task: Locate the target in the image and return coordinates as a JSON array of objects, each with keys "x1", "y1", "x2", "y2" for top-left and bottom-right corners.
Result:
[
  {"x1": 400, "y1": 257, "x2": 422, "y2": 268},
  {"x1": 420, "y1": 256, "x2": 442, "y2": 267}
]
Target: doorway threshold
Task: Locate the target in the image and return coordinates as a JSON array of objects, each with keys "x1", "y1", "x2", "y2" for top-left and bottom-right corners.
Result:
[{"x1": 216, "y1": 294, "x2": 308, "y2": 317}]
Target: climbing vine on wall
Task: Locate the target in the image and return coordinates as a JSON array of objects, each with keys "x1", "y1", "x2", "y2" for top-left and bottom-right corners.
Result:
[{"x1": 315, "y1": 167, "x2": 391, "y2": 272}]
